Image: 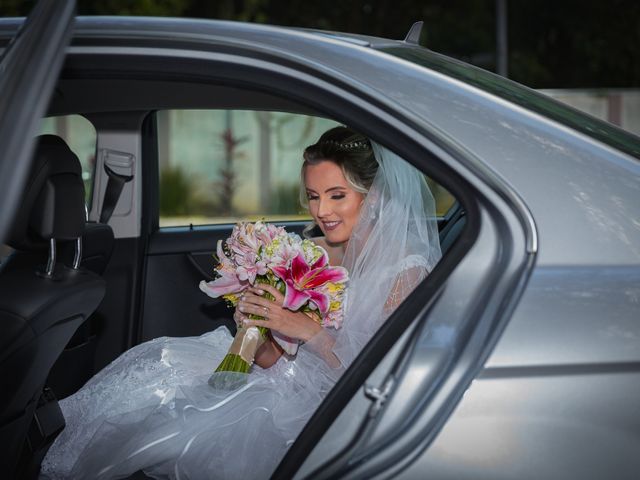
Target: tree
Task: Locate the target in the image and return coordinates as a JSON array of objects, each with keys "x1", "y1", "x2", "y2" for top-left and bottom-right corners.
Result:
[{"x1": 2, "y1": 0, "x2": 638, "y2": 87}]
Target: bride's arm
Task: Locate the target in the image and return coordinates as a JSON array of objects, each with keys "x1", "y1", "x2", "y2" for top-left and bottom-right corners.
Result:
[
  {"x1": 254, "y1": 332, "x2": 283, "y2": 368},
  {"x1": 383, "y1": 264, "x2": 428, "y2": 314},
  {"x1": 305, "y1": 264, "x2": 428, "y2": 369},
  {"x1": 233, "y1": 307, "x2": 283, "y2": 369}
]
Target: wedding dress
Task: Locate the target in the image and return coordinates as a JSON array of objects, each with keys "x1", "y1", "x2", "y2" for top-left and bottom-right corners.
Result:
[{"x1": 40, "y1": 142, "x2": 441, "y2": 479}]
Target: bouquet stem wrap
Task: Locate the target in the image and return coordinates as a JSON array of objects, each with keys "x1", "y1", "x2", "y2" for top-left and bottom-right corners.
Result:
[{"x1": 208, "y1": 325, "x2": 268, "y2": 389}]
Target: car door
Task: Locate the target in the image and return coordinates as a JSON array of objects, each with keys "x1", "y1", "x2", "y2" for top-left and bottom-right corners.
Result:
[
  {"x1": 0, "y1": 0, "x2": 75, "y2": 471},
  {"x1": 45, "y1": 24, "x2": 528, "y2": 478},
  {"x1": 0, "y1": 0, "x2": 75, "y2": 243}
]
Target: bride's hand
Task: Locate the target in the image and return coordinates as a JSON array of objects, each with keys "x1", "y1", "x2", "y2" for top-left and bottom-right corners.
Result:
[
  {"x1": 239, "y1": 284, "x2": 323, "y2": 343},
  {"x1": 233, "y1": 308, "x2": 247, "y2": 328}
]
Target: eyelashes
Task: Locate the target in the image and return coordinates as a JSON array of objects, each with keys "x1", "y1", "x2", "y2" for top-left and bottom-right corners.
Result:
[{"x1": 306, "y1": 194, "x2": 346, "y2": 201}]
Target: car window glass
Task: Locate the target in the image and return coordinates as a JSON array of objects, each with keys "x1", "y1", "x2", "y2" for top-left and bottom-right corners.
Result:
[
  {"x1": 157, "y1": 109, "x2": 456, "y2": 227},
  {"x1": 428, "y1": 178, "x2": 456, "y2": 216},
  {"x1": 157, "y1": 110, "x2": 335, "y2": 227},
  {"x1": 40, "y1": 114, "x2": 97, "y2": 205}
]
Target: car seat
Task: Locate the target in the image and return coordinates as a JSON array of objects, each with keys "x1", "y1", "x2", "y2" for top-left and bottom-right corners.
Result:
[{"x1": 0, "y1": 135, "x2": 105, "y2": 477}]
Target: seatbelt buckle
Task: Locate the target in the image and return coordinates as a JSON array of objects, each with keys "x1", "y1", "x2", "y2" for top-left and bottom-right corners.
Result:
[{"x1": 98, "y1": 149, "x2": 134, "y2": 224}]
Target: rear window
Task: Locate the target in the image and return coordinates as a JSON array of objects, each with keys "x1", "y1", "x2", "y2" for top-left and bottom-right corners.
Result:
[
  {"x1": 40, "y1": 114, "x2": 97, "y2": 204},
  {"x1": 382, "y1": 46, "x2": 640, "y2": 159},
  {"x1": 157, "y1": 110, "x2": 337, "y2": 227}
]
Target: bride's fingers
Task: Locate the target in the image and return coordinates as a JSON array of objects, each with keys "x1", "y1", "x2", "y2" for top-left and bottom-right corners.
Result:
[
  {"x1": 239, "y1": 294, "x2": 274, "y2": 310},
  {"x1": 233, "y1": 309, "x2": 247, "y2": 326},
  {"x1": 255, "y1": 284, "x2": 284, "y2": 303},
  {"x1": 243, "y1": 318, "x2": 274, "y2": 330},
  {"x1": 238, "y1": 301, "x2": 273, "y2": 318}
]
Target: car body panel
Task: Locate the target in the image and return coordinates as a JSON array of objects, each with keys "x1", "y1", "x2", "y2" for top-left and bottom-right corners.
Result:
[
  {"x1": 487, "y1": 266, "x2": 640, "y2": 368},
  {"x1": 405, "y1": 370, "x2": 640, "y2": 480}
]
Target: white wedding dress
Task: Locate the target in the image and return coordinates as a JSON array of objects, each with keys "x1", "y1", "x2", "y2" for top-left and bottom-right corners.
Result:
[
  {"x1": 40, "y1": 327, "x2": 335, "y2": 479},
  {"x1": 40, "y1": 142, "x2": 442, "y2": 480}
]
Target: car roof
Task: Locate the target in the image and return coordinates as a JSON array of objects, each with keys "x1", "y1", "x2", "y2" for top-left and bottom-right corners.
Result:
[{"x1": 2, "y1": 16, "x2": 637, "y2": 153}]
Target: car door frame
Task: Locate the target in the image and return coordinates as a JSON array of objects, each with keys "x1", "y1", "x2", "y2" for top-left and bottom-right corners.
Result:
[{"x1": 0, "y1": 0, "x2": 76, "y2": 243}]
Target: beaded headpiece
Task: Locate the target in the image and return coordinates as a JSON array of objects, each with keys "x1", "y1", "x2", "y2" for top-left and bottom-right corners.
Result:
[{"x1": 318, "y1": 139, "x2": 371, "y2": 151}]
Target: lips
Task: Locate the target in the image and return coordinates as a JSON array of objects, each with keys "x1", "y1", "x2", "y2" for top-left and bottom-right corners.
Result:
[{"x1": 322, "y1": 220, "x2": 341, "y2": 231}]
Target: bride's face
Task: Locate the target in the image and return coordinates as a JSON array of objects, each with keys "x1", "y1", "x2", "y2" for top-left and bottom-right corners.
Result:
[{"x1": 304, "y1": 160, "x2": 365, "y2": 245}]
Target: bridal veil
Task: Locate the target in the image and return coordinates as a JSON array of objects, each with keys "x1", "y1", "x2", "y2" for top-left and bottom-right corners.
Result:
[{"x1": 303, "y1": 139, "x2": 442, "y2": 374}]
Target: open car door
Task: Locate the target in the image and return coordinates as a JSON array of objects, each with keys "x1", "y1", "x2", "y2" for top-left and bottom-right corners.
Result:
[
  {"x1": 0, "y1": 0, "x2": 75, "y2": 474},
  {"x1": 0, "y1": 0, "x2": 75, "y2": 243}
]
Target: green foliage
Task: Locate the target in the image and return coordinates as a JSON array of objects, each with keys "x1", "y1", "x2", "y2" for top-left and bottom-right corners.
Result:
[
  {"x1": 190, "y1": 188, "x2": 220, "y2": 217},
  {"x1": 0, "y1": 0, "x2": 33, "y2": 15},
  {"x1": 159, "y1": 165, "x2": 191, "y2": 216},
  {"x1": 77, "y1": 0, "x2": 191, "y2": 16},
  {"x1": 269, "y1": 182, "x2": 303, "y2": 215},
  {"x1": 2, "y1": 0, "x2": 637, "y2": 88}
]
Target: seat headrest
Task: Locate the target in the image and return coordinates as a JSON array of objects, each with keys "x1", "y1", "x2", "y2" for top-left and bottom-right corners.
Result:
[{"x1": 7, "y1": 135, "x2": 86, "y2": 251}]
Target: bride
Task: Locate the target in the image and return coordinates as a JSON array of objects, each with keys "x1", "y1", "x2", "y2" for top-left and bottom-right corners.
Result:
[{"x1": 40, "y1": 126, "x2": 441, "y2": 479}]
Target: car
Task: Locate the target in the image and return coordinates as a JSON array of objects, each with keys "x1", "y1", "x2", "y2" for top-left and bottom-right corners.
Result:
[{"x1": 1, "y1": 1, "x2": 639, "y2": 479}]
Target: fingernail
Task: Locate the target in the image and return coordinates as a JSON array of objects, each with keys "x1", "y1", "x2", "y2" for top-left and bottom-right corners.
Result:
[{"x1": 256, "y1": 289, "x2": 264, "y2": 294}]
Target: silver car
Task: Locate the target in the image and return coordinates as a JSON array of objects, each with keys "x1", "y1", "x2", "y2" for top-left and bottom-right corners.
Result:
[{"x1": 1, "y1": 1, "x2": 639, "y2": 479}]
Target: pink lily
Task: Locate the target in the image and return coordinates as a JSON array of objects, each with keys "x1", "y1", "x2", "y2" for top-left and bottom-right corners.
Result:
[
  {"x1": 256, "y1": 223, "x2": 285, "y2": 245},
  {"x1": 235, "y1": 250, "x2": 268, "y2": 284},
  {"x1": 199, "y1": 240, "x2": 247, "y2": 298},
  {"x1": 272, "y1": 252, "x2": 347, "y2": 314},
  {"x1": 199, "y1": 271, "x2": 247, "y2": 298}
]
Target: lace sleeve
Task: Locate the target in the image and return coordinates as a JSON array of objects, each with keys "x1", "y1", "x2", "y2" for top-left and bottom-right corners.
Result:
[
  {"x1": 302, "y1": 255, "x2": 429, "y2": 371},
  {"x1": 384, "y1": 254, "x2": 429, "y2": 314},
  {"x1": 303, "y1": 328, "x2": 341, "y2": 369}
]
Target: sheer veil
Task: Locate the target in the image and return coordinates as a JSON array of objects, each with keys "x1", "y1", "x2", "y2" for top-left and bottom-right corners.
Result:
[{"x1": 302, "y1": 140, "x2": 442, "y2": 374}]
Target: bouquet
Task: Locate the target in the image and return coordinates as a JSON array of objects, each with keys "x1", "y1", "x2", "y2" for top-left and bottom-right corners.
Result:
[{"x1": 199, "y1": 221, "x2": 348, "y2": 389}]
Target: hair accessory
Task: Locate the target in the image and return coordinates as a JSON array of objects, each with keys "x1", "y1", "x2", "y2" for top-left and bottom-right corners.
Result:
[{"x1": 319, "y1": 139, "x2": 371, "y2": 151}]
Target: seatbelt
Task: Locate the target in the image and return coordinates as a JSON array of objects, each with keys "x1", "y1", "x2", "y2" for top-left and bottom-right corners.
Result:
[{"x1": 99, "y1": 163, "x2": 133, "y2": 224}]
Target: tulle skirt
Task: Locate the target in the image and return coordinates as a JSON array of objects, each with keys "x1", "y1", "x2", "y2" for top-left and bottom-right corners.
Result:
[{"x1": 40, "y1": 328, "x2": 326, "y2": 479}]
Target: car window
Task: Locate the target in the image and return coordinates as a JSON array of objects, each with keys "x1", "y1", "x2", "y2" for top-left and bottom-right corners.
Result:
[
  {"x1": 40, "y1": 114, "x2": 97, "y2": 205},
  {"x1": 157, "y1": 109, "x2": 457, "y2": 227},
  {"x1": 428, "y1": 178, "x2": 456, "y2": 216},
  {"x1": 157, "y1": 110, "x2": 337, "y2": 227}
]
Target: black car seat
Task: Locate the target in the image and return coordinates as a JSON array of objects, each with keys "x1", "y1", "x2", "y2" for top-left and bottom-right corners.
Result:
[
  {"x1": 0, "y1": 135, "x2": 105, "y2": 476},
  {"x1": 61, "y1": 221, "x2": 115, "y2": 276},
  {"x1": 45, "y1": 221, "x2": 115, "y2": 399}
]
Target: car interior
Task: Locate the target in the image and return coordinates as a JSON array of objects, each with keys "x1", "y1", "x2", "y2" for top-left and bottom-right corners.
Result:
[{"x1": 0, "y1": 73, "x2": 467, "y2": 478}]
